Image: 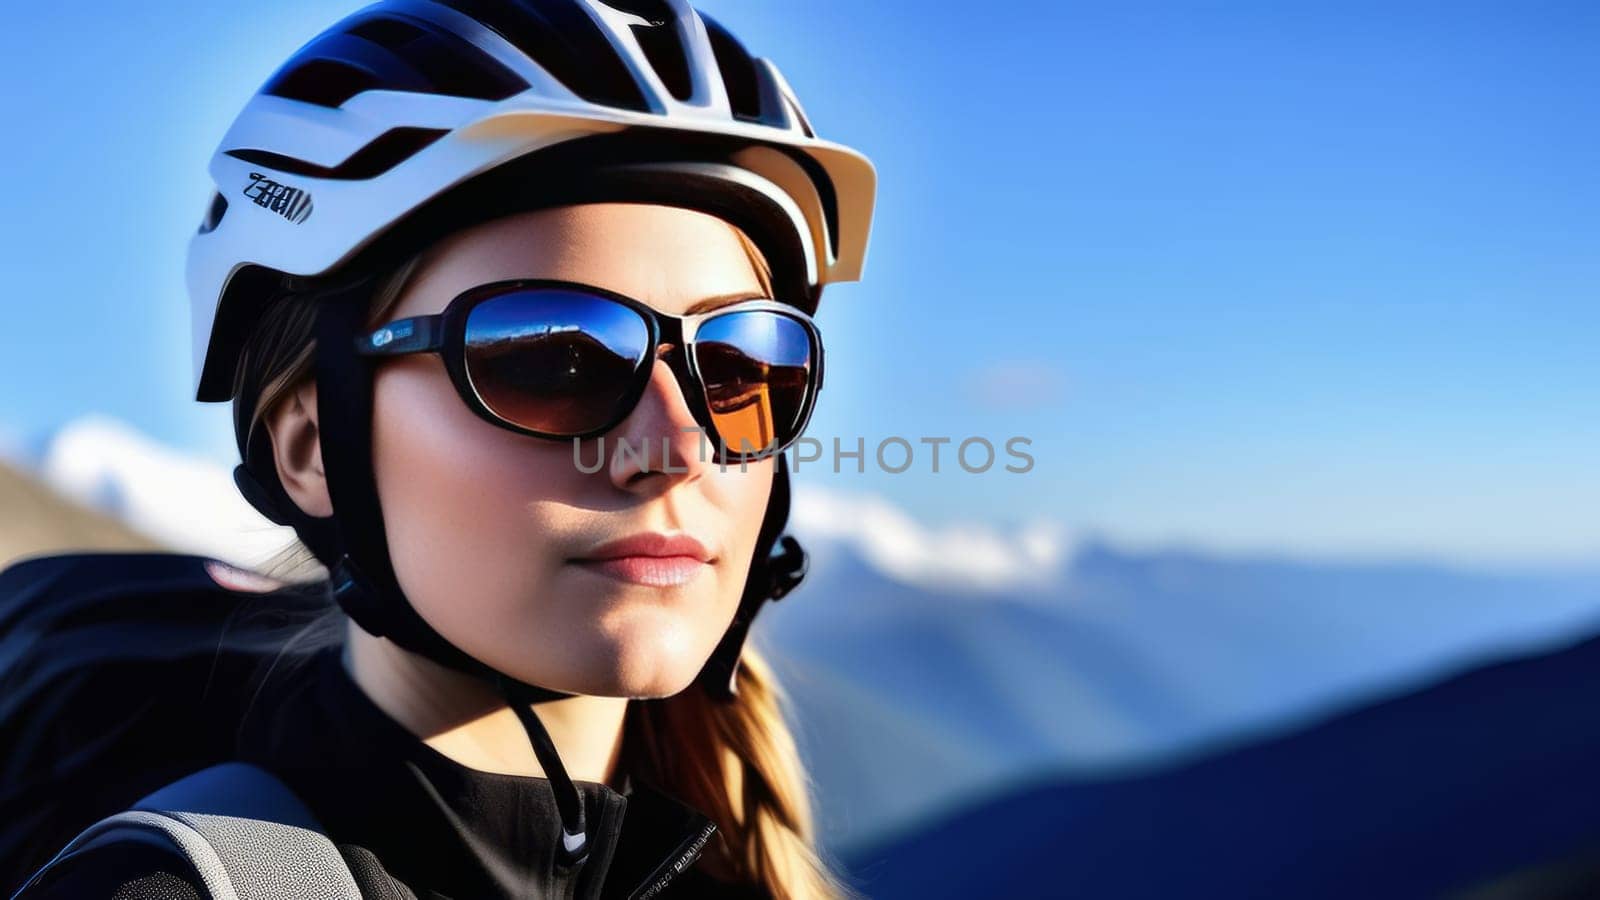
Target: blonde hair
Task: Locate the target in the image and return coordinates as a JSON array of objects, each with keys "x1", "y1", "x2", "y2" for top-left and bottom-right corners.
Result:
[{"x1": 236, "y1": 215, "x2": 853, "y2": 899}]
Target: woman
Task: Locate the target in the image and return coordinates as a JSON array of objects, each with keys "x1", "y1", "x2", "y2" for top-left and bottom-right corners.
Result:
[{"x1": 3, "y1": 1, "x2": 875, "y2": 897}]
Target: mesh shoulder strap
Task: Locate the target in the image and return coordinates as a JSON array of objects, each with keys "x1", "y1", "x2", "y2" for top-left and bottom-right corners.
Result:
[{"x1": 11, "y1": 762, "x2": 361, "y2": 900}]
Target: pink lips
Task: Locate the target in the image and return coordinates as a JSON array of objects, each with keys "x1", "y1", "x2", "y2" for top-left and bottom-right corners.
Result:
[{"x1": 572, "y1": 532, "x2": 714, "y2": 587}]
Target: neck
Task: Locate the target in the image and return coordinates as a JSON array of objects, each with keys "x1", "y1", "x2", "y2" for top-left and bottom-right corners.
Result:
[{"x1": 342, "y1": 620, "x2": 631, "y2": 788}]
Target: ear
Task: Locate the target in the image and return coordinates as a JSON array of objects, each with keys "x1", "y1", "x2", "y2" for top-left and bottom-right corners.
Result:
[{"x1": 264, "y1": 379, "x2": 334, "y2": 518}]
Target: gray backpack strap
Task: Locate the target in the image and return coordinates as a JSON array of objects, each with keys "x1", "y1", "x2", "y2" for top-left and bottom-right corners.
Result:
[{"x1": 12, "y1": 762, "x2": 362, "y2": 900}]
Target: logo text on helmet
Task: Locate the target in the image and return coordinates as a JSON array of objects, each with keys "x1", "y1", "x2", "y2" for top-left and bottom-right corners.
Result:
[{"x1": 243, "y1": 172, "x2": 314, "y2": 225}]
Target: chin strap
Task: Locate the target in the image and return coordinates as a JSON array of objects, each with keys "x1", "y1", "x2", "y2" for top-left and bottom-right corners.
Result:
[
  {"x1": 496, "y1": 675, "x2": 590, "y2": 868},
  {"x1": 694, "y1": 454, "x2": 808, "y2": 702},
  {"x1": 301, "y1": 288, "x2": 570, "y2": 700}
]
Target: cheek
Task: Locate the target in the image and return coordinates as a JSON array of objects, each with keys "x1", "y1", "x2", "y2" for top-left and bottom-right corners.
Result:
[
  {"x1": 369, "y1": 362, "x2": 581, "y2": 631},
  {"x1": 711, "y1": 462, "x2": 777, "y2": 577}
]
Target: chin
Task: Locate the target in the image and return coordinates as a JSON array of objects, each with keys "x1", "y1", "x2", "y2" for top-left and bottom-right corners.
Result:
[
  {"x1": 536, "y1": 658, "x2": 701, "y2": 699},
  {"x1": 606, "y1": 667, "x2": 701, "y2": 700},
  {"x1": 595, "y1": 598, "x2": 728, "y2": 696},
  {"x1": 496, "y1": 618, "x2": 713, "y2": 699},
  {"x1": 596, "y1": 630, "x2": 710, "y2": 698}
]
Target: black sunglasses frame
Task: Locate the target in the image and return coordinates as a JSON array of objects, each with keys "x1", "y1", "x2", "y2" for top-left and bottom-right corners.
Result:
[{"x1": 353, "y1": 278, "x2": 825, "y2": 463}]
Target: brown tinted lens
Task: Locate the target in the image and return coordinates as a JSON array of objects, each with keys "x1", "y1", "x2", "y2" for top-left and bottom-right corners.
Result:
[
  {"x1": 463, "y1": 290, "x2": 650, "y2": 435},
  {"x1": 692, "y1": 310, "x2": 815, "y2": 456}
]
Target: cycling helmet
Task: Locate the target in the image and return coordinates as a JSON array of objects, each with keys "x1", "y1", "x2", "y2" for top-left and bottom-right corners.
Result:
[
  {"x1": 186, "y1": 0, "x2": 875, "y2": 864},
  {"x1": 190, "y1": 0, "x2": 873, "y2": 401}
]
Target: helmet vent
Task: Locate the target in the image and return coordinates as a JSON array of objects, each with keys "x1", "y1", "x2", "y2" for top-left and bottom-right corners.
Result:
[
  {"x1": 627, "y1": 18, "x2": 693, "y2": 101},
  {"x1": 198, "y1": 192, "x2": 228, "y2": 235},
  {"x1": 225, "y1": 127, "x2": 450, "y2": 181},
  {"x1": 700, "y1": 13, "x2": 764, "y2": 123},
  {"x1": 266, "y1": 58, "x2": 383, "y2": 109},
  {"x1": 264, "y1": 16, "x2": 528, "y2": 110},
  {"x1": 346, "y1": 15, "x2": 429, "y2": 50},
  {"x1": 592, "y1": 1, "x2": 695, "y2": 102},
  {"x1": 441, "y1": 0, "x2": 651, "y2": 112},
  {"x1": 343, "y1": 13, "x2": 527, "y2": 102}
]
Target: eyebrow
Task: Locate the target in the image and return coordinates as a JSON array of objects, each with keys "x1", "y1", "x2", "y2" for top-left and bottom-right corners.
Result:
[{"x1": 684, "y1": 291, "x2": 769, "y2": 315}]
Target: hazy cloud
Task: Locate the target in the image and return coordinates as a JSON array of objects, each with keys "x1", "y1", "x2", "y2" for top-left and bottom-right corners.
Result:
[{"x1": 965, "y1": 361, "x2": 1070, "y2": 411}]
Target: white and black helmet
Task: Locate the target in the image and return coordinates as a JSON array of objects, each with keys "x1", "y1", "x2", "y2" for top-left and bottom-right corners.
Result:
[{"x1": 188, "y1": 0, "x2": 876, "y2": 403}]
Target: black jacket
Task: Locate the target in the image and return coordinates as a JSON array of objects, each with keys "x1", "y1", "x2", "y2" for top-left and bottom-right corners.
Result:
[{"x1": 0, "y1": 553, "x2": 764, "y2": 899}]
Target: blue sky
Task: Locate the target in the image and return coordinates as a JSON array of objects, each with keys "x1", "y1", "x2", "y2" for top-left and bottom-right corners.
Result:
[{"x1": 0, "y1": 1, "x2": 1594, "y2": 567}]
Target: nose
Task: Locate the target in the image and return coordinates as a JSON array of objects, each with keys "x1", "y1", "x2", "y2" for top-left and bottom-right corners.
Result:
[{"x1": 605, "y1": 344, "x2": 713, "y2": 491}]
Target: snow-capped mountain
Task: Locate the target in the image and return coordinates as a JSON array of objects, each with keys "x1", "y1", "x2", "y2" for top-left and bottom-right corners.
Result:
[
  {"x1": 0, "y1": 456, "x2": 156, "y2": 568},
  {"x1": 31, "y1": 416, "x2": 302, "y2": 570}
]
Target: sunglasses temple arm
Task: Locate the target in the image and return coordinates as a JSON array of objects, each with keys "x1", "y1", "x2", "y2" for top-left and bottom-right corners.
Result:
[{"x1": 353, "y1": 315, "x2": 445, "y2": 357}]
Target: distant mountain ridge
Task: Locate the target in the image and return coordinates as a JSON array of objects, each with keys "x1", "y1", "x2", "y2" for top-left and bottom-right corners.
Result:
[
  {"x1": 767, "y1": 538, "x2": 1600, "y2": 849},
  {"x1": 843, "y1": 621, "x2": 1600, "y2": 899},
  {"x1": 4, "y1": 416, "x2": 1599, "y2": 856},
  {"x1": 32, "y1": 416, "x2": 301, "y2": 571}
]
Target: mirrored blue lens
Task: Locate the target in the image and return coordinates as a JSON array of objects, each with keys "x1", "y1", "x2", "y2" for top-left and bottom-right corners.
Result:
[{"x1": 463, "y1": 290, "x2": 650, "y2": 435}]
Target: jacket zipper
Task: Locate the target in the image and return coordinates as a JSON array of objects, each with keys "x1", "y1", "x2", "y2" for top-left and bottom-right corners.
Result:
[{"x1": 628, "y1": 819, "x2": 718, "y2": 900}]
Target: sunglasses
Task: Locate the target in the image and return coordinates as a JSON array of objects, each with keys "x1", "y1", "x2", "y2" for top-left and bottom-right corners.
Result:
[{"x1": 354, "y1": 279, "x2": 824, "y2": 463}]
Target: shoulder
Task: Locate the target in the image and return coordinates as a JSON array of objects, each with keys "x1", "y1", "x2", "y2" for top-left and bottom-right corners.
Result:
[{"x1": 12, "y1": 838, "x2": 205, "y2": 900}]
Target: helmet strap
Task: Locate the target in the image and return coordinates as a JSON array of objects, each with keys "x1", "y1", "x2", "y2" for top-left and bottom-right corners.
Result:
[
  {"x1": 311, "y1": 286, "x2": 571, "y2": 702},
  {"x1": 695, "y1": 453, "x2": 809, "y2": 702}
]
